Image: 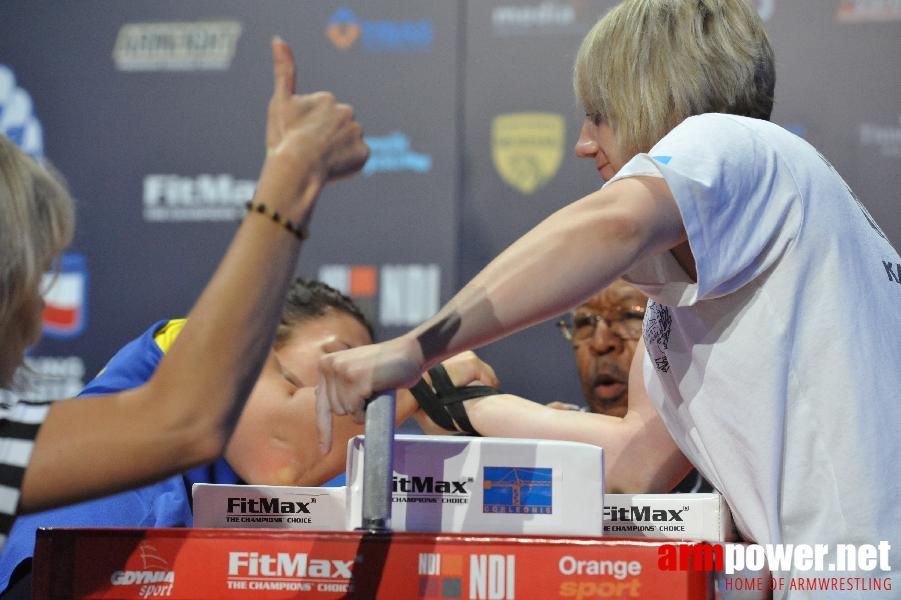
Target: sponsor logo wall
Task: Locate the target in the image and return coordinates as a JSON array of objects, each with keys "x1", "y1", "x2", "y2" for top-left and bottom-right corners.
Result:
[{"x1": 1, "y1": 0, "x2": 898, "y2": 411}]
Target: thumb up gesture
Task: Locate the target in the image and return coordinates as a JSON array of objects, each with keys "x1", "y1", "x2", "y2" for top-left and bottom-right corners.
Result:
[{"x1": 258, "y1": 37, "x2": 369, "y2": 221}]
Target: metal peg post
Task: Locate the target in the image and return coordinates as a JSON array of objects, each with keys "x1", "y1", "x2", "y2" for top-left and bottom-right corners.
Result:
[{"x1": 360, "y1": 390, "x2": 396, "y2": 532}]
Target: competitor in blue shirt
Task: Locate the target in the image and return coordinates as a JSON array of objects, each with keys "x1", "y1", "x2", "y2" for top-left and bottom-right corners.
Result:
[{"x1": 0, "y1": 278, "x2": 498, "y2": 598}]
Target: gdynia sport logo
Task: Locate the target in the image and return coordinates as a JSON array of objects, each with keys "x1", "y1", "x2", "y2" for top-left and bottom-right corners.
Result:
[{"x1": 658, "y1": 541, "x2": 893, "y2": 594}]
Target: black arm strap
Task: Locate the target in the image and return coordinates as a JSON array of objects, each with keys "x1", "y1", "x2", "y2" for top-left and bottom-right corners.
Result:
[{"x1": 409, "y1": 364, "x2": 501, "y2": 436}]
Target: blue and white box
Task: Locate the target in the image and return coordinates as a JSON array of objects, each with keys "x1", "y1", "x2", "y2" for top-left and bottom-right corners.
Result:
[{"x1": 345, "y1": 434, "x2": 604, "y2": 536}]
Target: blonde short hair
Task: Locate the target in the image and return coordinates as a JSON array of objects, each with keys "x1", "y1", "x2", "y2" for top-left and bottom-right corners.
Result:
[
  {"x1": 0, "y1": 135, "x2": 75, "y2": 387},
  {"x1": 573, "y1": 0, "x2": 775, "y2": 160}
]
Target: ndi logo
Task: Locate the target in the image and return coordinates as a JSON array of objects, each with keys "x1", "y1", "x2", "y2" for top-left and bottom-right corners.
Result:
[
  {"x1": 470, "y1": 554, "x2": 516, "y2": 600},
  {"x1": 419, "y1": 554, "x2": 520, "y2": 600},
  {"x1": 325, "y1": 8, "x2": 433, "y2": 53},
  {"x1": 418, "y1": 553, "x2": 465, "y2": 598},
  {"x1": 482, "y1": 467, "x2": 552, "y2": 514},
  {"x1": 318, "y1": 264, "x2": 440, "y2": 327}
]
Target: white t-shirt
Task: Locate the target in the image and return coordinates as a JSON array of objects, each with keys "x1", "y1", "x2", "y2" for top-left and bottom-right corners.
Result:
[{"x1": 614, "y1": 114, "x2": 901, "y2": 596}]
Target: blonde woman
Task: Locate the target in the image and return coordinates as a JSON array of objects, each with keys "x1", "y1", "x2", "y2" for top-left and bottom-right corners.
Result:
[
  {"x1": 0, "y1": 37, "x2": 368, "y2": 545},
  {"x1": 317, "y1": 1, "x2": 901, "y2": 593}
]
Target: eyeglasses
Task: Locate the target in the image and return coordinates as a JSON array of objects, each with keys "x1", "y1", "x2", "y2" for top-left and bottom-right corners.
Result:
[{"x1": 557, "y1": 305, "x2": 645, "y2": 344}]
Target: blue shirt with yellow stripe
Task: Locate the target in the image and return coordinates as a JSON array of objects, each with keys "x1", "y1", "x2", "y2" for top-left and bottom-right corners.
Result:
[{"x1": 0, "y1": 320, "x2": 240, "y2": 592}]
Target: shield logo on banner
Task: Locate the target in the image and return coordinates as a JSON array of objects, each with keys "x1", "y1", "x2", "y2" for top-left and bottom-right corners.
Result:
[
  {"x1": 41, "y1": 252, "x2": 88, "y2": 339},
  {"x1": 492, "y1": 112, "x2": 564, "y2": 195}
]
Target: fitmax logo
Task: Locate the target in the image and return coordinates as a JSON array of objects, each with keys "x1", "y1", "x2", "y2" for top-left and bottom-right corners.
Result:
[
  {"x1": 142, "y1": 174, "x2": 256, "y2": 222},
  {"x1": 227, "y1": 497, "x2": 311, "y2": 514},
  {"x1": 228, "y1": 552, "x2": 351, "y2": 578},
  {"x1": 393, "y1": 476, "x2": 469, "y2": 494},
  {"x1": 604, "y1": 505, "x2": 687, "y2": 522}
]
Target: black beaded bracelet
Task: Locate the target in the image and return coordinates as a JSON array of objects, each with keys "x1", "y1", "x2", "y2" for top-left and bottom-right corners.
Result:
[{"x1": 244, "y1": 200, "x2": 308, "y2": 241}]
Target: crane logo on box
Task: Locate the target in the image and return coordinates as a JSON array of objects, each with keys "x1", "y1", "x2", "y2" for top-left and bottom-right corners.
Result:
[{"x1": 483, "y1": 467, "x2": 552, "y2": 514}]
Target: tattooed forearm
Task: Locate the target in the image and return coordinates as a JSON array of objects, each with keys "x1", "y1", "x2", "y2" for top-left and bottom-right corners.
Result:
[{"x1": 416, "y1": 312, "x2": 462, "y2": 360}]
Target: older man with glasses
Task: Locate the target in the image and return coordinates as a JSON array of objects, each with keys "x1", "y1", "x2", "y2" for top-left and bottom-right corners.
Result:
[
  {"x1": 556, "y1": 279, "x2": 647, "y2": 418},
  {"x1": 551, "y1": 280, "x2": 711, "y2": 493}
]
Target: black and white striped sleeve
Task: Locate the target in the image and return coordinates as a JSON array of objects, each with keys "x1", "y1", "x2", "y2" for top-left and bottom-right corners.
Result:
[{"x1": 0, "y1": 391, "x2": 50, "y2": 546}]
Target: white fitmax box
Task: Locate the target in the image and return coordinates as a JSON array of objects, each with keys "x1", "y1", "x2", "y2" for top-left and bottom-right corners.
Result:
[
  {"x1": 346, "y1": 434, "x2": 604, "y2": 536},
  {"x1": 192, "y1": 483, "x2": 347, "y2": 530},
  {"x1": 603, "y1": 493, "x2": 736, "y2": 542}
]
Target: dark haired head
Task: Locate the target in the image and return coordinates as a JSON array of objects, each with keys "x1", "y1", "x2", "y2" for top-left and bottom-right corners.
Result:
[{"x1": 275, "y1": 277, "x2": 374, "y2": 347}]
